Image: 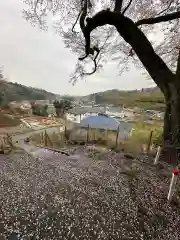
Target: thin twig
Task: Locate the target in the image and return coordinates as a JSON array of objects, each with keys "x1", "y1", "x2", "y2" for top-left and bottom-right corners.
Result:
[
  {"x1": 136, "y1": 10, "x2": 180, "y2": 26},
  {"x1": 72, "y1": 10, "x2": 82, "y2": 33},
  {"x1": 122, "y1": 0, "x2": 133, "y2": 15}
]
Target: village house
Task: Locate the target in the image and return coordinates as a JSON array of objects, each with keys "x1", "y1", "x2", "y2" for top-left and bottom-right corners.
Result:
[{"x1": 66, "y1": 106, "x2": 106, "y2": 123}]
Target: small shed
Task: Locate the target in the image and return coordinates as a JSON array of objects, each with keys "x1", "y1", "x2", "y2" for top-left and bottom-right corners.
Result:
[{"x1": 80, "y1": 115, "x2": 133, "y2": 139}]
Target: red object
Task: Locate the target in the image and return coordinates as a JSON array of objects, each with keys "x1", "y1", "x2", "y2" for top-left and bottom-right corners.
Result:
[{"x1": 172, "y1": 170, "x2": 179, "y2": 175}]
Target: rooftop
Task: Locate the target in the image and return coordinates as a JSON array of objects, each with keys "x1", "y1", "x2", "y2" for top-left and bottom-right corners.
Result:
[{"x1": 68, "y1": 106, "x2": 106, "y2": 115}]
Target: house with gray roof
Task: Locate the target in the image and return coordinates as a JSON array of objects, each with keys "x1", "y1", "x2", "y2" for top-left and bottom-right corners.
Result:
[{"x1": 66, "y1": 106, "x2": 106, "y2": 123}]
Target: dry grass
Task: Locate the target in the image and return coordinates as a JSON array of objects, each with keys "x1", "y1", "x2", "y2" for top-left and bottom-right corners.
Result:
[
  {"x1": 0, "y1": 133, "x2": 14, "y2": 151},
  {"x1": 0, "y1": 113, "x2": 21, "y2": 127},
  {"x1": 30, "y1": 131, "x2": 65, "y2": 148}
]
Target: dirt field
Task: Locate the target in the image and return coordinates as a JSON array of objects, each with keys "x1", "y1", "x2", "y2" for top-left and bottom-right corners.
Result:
[
  {"x1": 0, "y1": 146, "x2": 180, "y2": 239},
  {"x1": 0, "y1": 113, "x2": 20, "y2": 128}
]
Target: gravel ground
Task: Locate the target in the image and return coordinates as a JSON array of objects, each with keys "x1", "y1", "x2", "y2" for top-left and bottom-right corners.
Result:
[{"x1": 0, "y1": 147, "x2": 180, "y2": 240}]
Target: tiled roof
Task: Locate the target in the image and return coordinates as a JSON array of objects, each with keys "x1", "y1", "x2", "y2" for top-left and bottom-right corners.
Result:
[{"x1": 68, "y1": 106, "x2": 105, "y2": 115}]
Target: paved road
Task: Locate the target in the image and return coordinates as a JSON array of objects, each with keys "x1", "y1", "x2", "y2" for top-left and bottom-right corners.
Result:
[
  {"x1": 11, "y1": 126, "x2": 63, "y2": 154},
  {"x1": 11, "y1": 121, "x2": 77, "y2": 151}
]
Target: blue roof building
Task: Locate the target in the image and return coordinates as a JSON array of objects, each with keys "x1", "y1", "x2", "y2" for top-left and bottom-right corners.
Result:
[{"x1": 80, "y1": 115, "x2": 132, "y2": 135}]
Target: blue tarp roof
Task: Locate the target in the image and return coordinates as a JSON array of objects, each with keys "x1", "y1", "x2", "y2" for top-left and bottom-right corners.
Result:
[{"x1": 80, "y1": 115, "x2": 132, "y2": 132}]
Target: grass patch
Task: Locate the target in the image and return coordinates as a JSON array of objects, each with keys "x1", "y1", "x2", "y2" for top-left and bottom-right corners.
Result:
[
  {"x1": 121, "y1": 119, "x2": 163, "y2": 154},
  {"x1": 30, "y1": 130, "x2": 65, "y2": 148}
]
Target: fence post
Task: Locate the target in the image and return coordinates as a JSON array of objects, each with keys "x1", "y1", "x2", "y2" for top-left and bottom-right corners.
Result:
[
  {"x1": 44, "y1": 131, "x2": 48, "y2": 147},
  {"x1": 3, "y1": 136, "x2": 6, "y2": 149},
  {"x1": 106, "y1": 129, "x2": 109, "y2": 140},
  {"x1": 41, "y1": 132, "x2": 44, "y2": 145},
  {"x1": 59, "y1": 130, "x2": 62, "y2": 142},
  {"x1": 52, "y1": 132, "x2": 55, "y2": 147},
  {"x1": 0, "y1": 139, "x2": 4, "y2": 152},
  {"x1": 167, "y1": 170, "x2": 179, "y2": 202},
  {"x1": 64, "y1": 125, "x2": 67, "y2": 142},
  {"x1": 147, "y1": 130, "x2": 153, "y2": 153},
  {"x1": 154, "y1": 146, "x2": 161, "y2": 164},
  {"x1": 93, "y1": 129, "x2": 96, "y2": 141},
  {"x1": 87, "y1": 124, "x2": 90, "y2": 143},
  {"x1": 115, "y1": 125, "x2": 120, "y2": 148},
  {"x1": 46, "y1": 132, "x2": 53, "y2": 147}
]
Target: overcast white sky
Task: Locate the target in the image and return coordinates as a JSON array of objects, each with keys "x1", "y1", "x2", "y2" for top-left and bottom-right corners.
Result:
[{"x1": 0, "y1": 0, "x2": 155, "y2": 96}]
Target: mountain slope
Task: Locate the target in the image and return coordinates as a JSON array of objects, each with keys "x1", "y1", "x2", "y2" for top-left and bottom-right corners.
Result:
[
  {"x1": 0, "y1": 80, "x2": 56, "y2": 107},
  {"x1": 82, "y1": 87, "x2": 165, "y2": 110}
]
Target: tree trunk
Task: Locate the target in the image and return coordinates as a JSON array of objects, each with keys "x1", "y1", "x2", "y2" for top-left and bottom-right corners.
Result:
[
  {"x1": 169, "y1": 83, "x2": 180, "y2": 148},
  {"x1": 161, "y1": 82, "x2": 180, "y2": 165},
  {"x1": 163, "y1": 98, "x2": 171, "y2": 144}
]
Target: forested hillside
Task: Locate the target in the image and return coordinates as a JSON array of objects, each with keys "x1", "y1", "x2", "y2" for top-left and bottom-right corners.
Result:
[
  {"x1": 0, "y1": 73, "x2": 56, "y2": 107},
  {"x1": 83, "y1": 87, "x2": 165, "y2": 110}
]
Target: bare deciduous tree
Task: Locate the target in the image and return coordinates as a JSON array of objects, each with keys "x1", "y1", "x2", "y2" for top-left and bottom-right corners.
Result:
[{"x1": 23, "y1": 0, "x2": 180, "y2": 152}]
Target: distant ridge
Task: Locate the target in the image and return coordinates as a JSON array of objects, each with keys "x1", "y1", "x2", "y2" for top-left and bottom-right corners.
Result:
[
  {"x1": 0, "y1": 77, "x2": 57, "y2": 107},
  {"x1": 80, "y1": 86, "x2": 164, "y2": 110}
]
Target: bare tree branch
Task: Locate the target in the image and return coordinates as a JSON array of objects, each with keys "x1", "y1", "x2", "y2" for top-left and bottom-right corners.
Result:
[
  {"x1": 84, "y1": 48, "x2": 100, "y2": 75},
  {"x1": 79, "y1": 9, "x2": 112, "y2": 60},
  {"x1": 72, "y1": 10, "x2": 82, "y2": 33},
  {"x1": 79, "y1": 0, "x2": 87, "y2": 31},
  {"x1": 83, "y1": 31, "x2": 112, "y2": 75},
  {"x1": 23, "y1": 0, "x2": 49, "y2": 30},
  {"x1": 157, "y1": 0, "x2": 174, "y2": 15},
  {"x1": 176, "y1": 49, "x2": 180, "y2": 78},
  {"x1": 114, "y1": 0, "x2": 124, "y2": 12},
  {"x1": 76, "y1": 0, "x2": 101, "y2": 75},
  {"x1": 80, "y1": 10, "x2": 175, "y2": 93},
  {"x1": 136, "y1": 10, "x2": 180, "y2": 26},
  {"x1": 122, "y1": 0, "x2": 133, "y2": 15},
  {"x1": 78, "y1": 0, "x2": 96, "y2": 60},
  {"x1": 34, "y1": 0, "x2": 48, "y2": 19}
]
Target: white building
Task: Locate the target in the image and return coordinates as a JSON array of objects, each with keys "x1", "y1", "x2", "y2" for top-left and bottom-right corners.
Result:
[{"x1": 66, "y1": 106, "x2": 106, "y2": 123}]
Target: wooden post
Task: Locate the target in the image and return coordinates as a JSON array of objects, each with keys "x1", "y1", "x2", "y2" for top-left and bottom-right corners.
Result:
[
  {"x1": 87, "y1": 124, "x2": 90, "y2": 143},
  {"x1": 106, "y1": 129, "x2": 109, "y2": 140},
  {"x1": 64, "y1": 125, "x2": 67, "y2": 141},
  {"x1": 3, "y1": 136, "x2": 6, "y2": 149},
  {"x1": 46, "y1": 132, "x2": 52, "y2": 147},
  {"x1": 147, "y1": 130, "x2": 153, "y2": 153},
  {"x1": 1, "y1": 139, "x2": 4, "y2": 152},
  {"x1": 44, "y1": 131, "x2": 48, "y2": 147},
  {"x1": 93, "y1": 128, "x2": 96, "y2": 141},
  {"x1": 167, "y1": 170, "x2": 179, "y2": 202},
  {"x1": 59, "y1": 130, "x2": 62, "y2": 141},
  {"x1": 41, "y1": 132, "x2": 44, "y2": 145},
  {"x1": 115, "y1": 125, "x2": 120, "y2": 147},
  {"x1": 154, "y1": 146, "x2": 161, "y2": 165},
  {"x1": 0, "y1": 142, "x2": 3, "y2": 154},
  {"x1": 52, "y1": 132, "x2": 55, "y2": 147}
]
